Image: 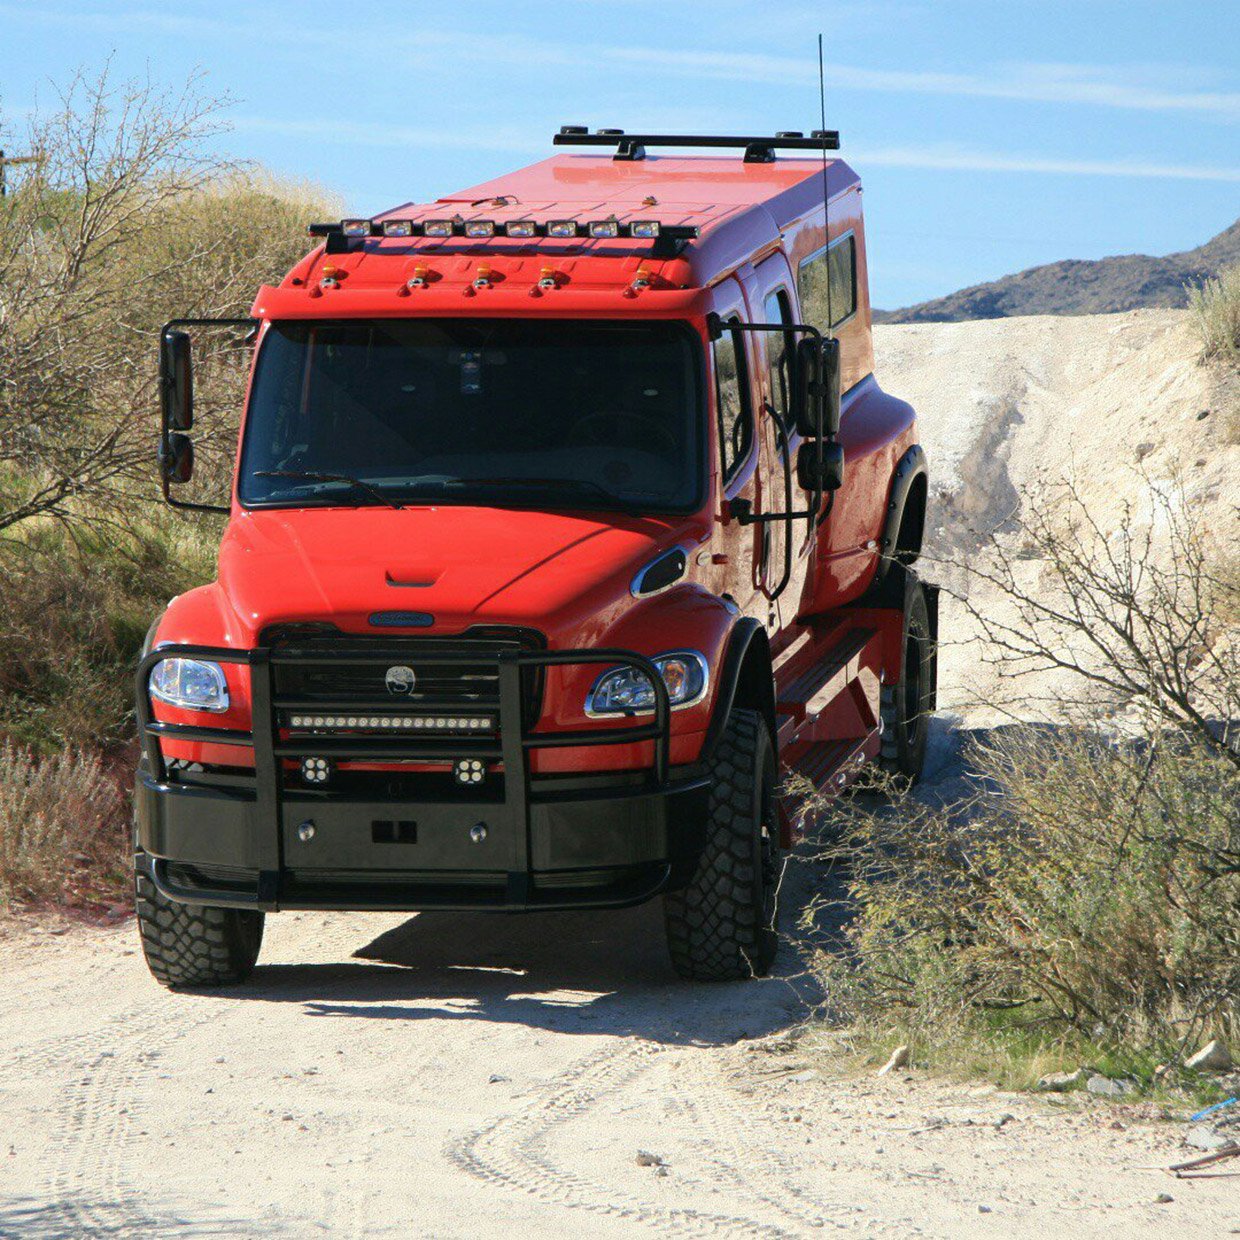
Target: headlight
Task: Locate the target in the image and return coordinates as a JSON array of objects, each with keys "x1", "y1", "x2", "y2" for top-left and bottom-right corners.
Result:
[
  {"x1": 586, "y1": 651, "x2": 708, "y2": 716},
  {"x1": 149, "y1": 657, "x2": 230, "y2": 712}
]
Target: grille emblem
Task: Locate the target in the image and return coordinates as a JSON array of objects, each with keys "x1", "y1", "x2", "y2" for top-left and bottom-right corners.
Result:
[{"x1": 385, "y1": 665, "x2": 417, "y2": 695}]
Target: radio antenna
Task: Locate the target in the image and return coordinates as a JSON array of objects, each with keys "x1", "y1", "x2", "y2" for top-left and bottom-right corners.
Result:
[{"x1": 817, "y1": 33, "x2": 834, "y2": 338}]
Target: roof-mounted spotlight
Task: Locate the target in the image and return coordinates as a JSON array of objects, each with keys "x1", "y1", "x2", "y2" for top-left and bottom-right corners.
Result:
[
  {"x1": 382, "y1": 219, "x2": 414, "y2": 237},
  {"x1": 464, "y1": 219, "x2": 496, "y2": 238},
  {"x1": 341, "y1": 219, "x2": 372, "y2": 238},
  {"x1": 547, "y1": 220, "x2": 579, "y2": 238},
  {"x1": 630, "y1": 220, "x2": 661, "y2": 239},
  {"x1": 423, "y1": 219, "x2": 455, "y2": 237},
  {"x1": 505, "y1": 220, "x2": 538, "y2": 238},
  {"x1": 588, "y1": 220, "x2": 620, "y2": 239}
]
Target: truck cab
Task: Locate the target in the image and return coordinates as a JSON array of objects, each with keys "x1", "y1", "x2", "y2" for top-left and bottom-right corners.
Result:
[{"x1": 135, "y1": 129, "x2": 935, "y2": 987}]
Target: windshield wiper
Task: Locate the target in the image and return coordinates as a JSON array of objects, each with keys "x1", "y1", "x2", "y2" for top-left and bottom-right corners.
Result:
[
  {"x1": 253, "y1": 469, "x2": 404, "y2": 510},
  {"x1": 447, "y1": 476, "x2": 630, "y2": 508}
]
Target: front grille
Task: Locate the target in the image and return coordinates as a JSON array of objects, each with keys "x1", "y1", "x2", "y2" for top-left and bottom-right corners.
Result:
[{"x1": 271, "y1": 629, "x2": 544, "y2": 738}]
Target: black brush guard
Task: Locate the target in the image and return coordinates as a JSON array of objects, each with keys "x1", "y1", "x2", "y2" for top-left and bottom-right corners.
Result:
[{"x1": 134, "y1": 642, "x2": 703, "y2": 913}]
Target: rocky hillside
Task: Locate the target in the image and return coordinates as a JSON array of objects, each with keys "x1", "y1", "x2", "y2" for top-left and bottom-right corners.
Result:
[{"x1": 876, "y1": 217, "x2": 1240, "y2": 323}]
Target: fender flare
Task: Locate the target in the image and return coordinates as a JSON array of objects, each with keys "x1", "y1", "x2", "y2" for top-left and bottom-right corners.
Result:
[
  {"x1": 699, "y1": 617, "x2": 775, "y2": 762},
  {"x1": 876, "y1": 443, "x2": 928, "y2": 581}
]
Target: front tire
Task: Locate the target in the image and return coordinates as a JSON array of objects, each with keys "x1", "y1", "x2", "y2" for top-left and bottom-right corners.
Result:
[
  {"x1": 135, "y1": 863, "x2": 264, "y2": 989},
  {"x1": 664, "y1": 709, "x2": 781, "y2": 981}
]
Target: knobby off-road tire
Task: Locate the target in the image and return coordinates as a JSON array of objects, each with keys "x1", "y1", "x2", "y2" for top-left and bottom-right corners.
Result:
[
  {"x1": 664, "y1": 708, "x2": 781, "y2": 981},
  {"x1": 135, "y1": 865, "x2": 264, "y2": 988},
  {"x1": 879, "y1": 565, "x2": 934, "y2": 783}
]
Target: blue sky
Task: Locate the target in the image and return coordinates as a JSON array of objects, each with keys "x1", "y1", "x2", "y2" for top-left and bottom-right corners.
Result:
[{"x1": 2, "y1": 0, "x2": 1237, "y2": 307}]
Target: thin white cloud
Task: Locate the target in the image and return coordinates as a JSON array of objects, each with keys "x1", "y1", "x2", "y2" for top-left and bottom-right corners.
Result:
[
  {"x1": 237, "y1": 114, "x2": 1240, "y2": 184},
  {"x1": 2, "y1": 3, "x2": 1236, "y2": 123},
  {"x1": 857, "y1": 144, "x2": 1240, "y2": 183}
]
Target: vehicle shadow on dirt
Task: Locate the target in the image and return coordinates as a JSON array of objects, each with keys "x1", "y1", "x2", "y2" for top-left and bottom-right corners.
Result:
[{"x1": 221, "y1": 877, "x2": 823, "y2": 1048}]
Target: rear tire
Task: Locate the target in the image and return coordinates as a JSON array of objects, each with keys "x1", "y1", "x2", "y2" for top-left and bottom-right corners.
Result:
[
  {"x1": 664, "y1": 709, "x2": 781, "y2": 981},
  {"x1": 135, "y1": 863, "x2": 264, "y2": 989},
  {"x1": 879, "y1": 566, "x2": 934, "y2": 783}
]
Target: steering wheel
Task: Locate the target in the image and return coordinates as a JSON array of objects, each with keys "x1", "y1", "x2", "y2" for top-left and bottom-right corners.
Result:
[{"x1": 568, "y1": 410, "x2": 678, "y2": 455}]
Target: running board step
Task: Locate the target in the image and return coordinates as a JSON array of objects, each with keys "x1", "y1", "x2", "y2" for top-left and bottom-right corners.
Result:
[{"x1": 777, "y1": 627, "x2": 875, "y2": 723}]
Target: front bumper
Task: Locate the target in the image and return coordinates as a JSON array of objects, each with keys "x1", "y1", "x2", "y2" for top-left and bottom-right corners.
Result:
[{"x1": 135, "y1": 641, "x2": 707, "y2": 912}]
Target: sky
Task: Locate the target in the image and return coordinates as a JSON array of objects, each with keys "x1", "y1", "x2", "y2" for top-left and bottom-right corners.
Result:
[{"x1": 2, "y1": 0, "x2": 1237, "y2": 308}]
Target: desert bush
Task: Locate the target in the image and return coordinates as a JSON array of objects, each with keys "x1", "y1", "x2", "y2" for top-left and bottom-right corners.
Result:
[
  {"x1": 809, "y1": 730, "x2": 1240, "y2": 1077},
  {"x1": 1189, "y1": 263, "x2": 1240, "y2": 364},
  {"x1": 0, "y1": 741, "x2": 128, "y2": 910},
  {"x1": 802, "y1": 479, "x2": 1239, "y2": 1083},
  {"x1": 0, "y1": 66, "x2": 340, "y2": 534}
]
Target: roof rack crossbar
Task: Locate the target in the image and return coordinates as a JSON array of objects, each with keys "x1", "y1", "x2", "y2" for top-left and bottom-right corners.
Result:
[{"x1": 553, "y1": 128, "x2": 840, "y2": 163}]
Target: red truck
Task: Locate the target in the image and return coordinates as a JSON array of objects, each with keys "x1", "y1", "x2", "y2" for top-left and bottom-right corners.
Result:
[{"x1": 135, "y1": 128, "x2": 934, "y2": 988}]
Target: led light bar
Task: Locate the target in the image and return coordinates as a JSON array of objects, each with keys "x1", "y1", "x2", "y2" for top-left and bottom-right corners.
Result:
[
  {"x1": 307, "y1": 219, "x2": 700, "y2": 256},
  {"x1": 288, "y1": 713, "x2": 494, "y2": 731}
]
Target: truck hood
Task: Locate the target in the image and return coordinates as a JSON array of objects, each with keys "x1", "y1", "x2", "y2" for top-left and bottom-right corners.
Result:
[{"x1": 217, "y1": 505, "x2": 697, "y2": 640}]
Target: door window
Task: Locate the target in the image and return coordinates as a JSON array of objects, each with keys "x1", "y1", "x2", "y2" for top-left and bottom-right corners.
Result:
[
  {"x1": 713, "y1": 318, "x2": 752, "y2": 484},
  {"x1": 762, "y1": 290, "x2": 796, "y2": 427}
]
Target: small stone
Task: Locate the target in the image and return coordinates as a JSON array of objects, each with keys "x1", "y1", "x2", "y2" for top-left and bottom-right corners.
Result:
[
  {"x1": 788, "y1": 1069, "x2": 818, "y2": 1083},
  {"x1": 1035, "y1": 1069, "x2": 1088, "y2": 1092},
  {"x1": 993, "y1": 1114, "x2": 1015, "y2": 1129},
  {"x1": 1185, "y1": 1125, "x2": 1238, "y2": 1152},
  {"x1": 1154, "y1": 1193, "x2": 1174, "y2": 1204},
  {"x1": 1134, "y1": 442, "x2": 1156, "y2": 461},
  {"x1": 636, "y1": 1150, "x2": 666, "y2": 1167},
  {"x1": 1086, "y1": 1074, "x2": 1133, "y2": 1098},
  {"x1": 488, "y1": 1074, "x2": 509, "y2": 1084},
  {"x1": 1186, "y1": 1040, "x2": 1232, "y2": 1074},
  {"x1": 877, "y1": 1045, "x2": 910, "y2": 1077},
  {"x1": 654, "y1": 1164, "x2": 669, "y2": 1177},
  {"x1": 978, "y1": 1205, "x2": 993, "y2": 1214}
]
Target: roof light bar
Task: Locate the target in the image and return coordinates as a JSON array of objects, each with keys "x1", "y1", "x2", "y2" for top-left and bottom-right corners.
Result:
[
  {"x1": 552, "y1": 126, "x2": 840, "y2": 164},
  {"x1": 308, "y1": 218, "x2": 700, "y2": 256}
]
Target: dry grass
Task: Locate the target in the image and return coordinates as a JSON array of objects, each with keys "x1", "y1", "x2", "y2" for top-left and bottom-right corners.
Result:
[
  {"x1": 0, "y1": 742, "x2": 129, "y2": 912},
  {"x1": 1189, "y1": 264, "x2": 1240, "y2": 364}
]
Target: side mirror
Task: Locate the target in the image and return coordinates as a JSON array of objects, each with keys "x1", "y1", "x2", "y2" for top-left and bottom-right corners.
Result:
[
  {"x1": 793, "y1": 336, "x2": 842, "y2": 439},
  {"x1": 161, "y1": 330, "x2": 194, "y2": 432},
  {"x1": 797, "y1": 441, "x2": 845, "y2": 493},
  {"x1": 160, "y1": 432, "x2": 194, "y2": 485}
]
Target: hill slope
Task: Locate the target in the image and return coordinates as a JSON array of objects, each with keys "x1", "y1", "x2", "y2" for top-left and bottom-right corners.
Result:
[
  {"x1": 875, "y1": 308, "x2": 1239, "y2": 722},
  {"x1": 876, "y1": 218, "x2": 1240, "y2": 323}
]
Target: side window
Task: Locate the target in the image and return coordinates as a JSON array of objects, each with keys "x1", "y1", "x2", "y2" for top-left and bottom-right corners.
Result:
[
  {"x1": 762, "y1": 290, "x2": 795, "y2": 426},
  {"x1": 713, "y1": 319, "x2": 752, "y2": 484},
  {"x1": 796, "y1": 233, "x2": 857, "y2": 334}
]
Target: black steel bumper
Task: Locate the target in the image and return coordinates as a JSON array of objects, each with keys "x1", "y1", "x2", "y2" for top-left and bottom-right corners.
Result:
[{"x1": 135, "y1": 642, "x2": 707, "y2": 912}]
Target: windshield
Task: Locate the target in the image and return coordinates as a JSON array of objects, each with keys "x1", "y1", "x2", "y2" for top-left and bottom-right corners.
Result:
[{"x1": 238, "y1": 319, "x2": 703, "y2": 513}]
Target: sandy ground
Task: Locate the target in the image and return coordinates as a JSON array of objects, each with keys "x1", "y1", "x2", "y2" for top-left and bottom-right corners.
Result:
[{"x1": 2, "y1": 310, "x2": 1237, "y2": 1237}]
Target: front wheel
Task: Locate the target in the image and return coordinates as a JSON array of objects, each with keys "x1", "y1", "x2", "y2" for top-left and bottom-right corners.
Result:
[
  {"x1": 135, "y1": 862, "x2": 264, "y2": 989},
  {"x1": 664, "y1": 708, "x2": 781, "y2": 981}
]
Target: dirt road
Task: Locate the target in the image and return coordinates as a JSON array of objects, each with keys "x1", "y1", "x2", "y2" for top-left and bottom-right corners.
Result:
[{"x1": 3, "y1": 753, "x2": 1231, "y2": 1240}]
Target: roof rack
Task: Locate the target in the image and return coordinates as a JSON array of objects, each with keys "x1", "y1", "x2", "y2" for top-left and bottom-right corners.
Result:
[{"x1": 553, "y1": 127, "x2": 840, "y2": 163}]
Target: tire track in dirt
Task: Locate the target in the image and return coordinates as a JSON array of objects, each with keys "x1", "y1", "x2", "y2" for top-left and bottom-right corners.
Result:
[
  {"x1": 38, "y1": 996, "x2": 219, "y2": 1237},
  {"x1": 448, "y1": 1039, "x2": 809, "y2": 1238}
]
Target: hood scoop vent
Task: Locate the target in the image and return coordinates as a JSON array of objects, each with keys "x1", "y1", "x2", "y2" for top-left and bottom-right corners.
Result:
[{"x1": 369, "y1": 611, "x2": 435, "y2": 628}]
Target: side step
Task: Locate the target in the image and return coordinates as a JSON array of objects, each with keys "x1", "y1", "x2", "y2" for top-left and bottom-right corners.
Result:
[{"x1": 775, "y1": 627, "x2": 877, "y2": 751}]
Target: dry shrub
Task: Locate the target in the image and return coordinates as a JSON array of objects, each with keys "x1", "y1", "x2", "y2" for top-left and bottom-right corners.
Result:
[
  {"x1": 803, "y1": 478, "x2": 1240, "y2": 1084},
  {"x1": 0, "y1": 741, "x2": 128, "y2": 910},
  {"x1": 1189, "y1": 263, "x2": 1240, "y2": 364},
  {"x1": 809, "y1": 730, "x2": 1240, "y2": 1074}
]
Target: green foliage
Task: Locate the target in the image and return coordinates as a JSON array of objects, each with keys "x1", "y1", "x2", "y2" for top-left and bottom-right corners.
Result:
[{"x1": 807, "y1": 728, "x2": 1240, "y2": 1087}]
